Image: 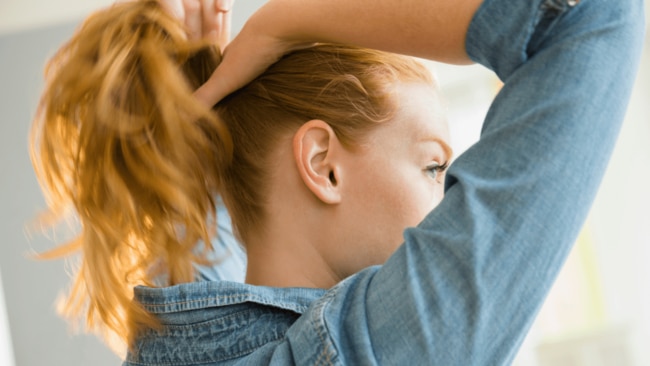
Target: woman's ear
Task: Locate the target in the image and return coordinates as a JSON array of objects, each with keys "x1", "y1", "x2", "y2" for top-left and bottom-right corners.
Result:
[{"x1": 292, "y1": 120, "x2": 343, "y2": 204}]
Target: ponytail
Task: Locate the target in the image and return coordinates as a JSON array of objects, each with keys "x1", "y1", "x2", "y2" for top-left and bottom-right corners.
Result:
[{"x1": 30, "y1": 0, "x2": 230, "y2": 350}]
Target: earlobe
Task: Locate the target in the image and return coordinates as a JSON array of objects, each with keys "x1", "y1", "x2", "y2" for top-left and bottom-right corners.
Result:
[{"x1": 293, "y1": 120, "x2": 342, "y2": 204}]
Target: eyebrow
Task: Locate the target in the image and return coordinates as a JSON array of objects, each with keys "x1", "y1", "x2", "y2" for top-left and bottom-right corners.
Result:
[{"x1": 418, "y1": 137, "x2": 454, "y2": 160}]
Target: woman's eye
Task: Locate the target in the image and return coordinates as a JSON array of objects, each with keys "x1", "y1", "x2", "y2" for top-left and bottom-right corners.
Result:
[{"x1": 425, "y1": 161, "x2": 449, "y2": 180}]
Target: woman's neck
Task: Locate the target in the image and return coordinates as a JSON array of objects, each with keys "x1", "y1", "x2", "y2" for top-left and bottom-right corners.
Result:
[{"x1": 244, "y1": 228, "x2": 342, "y2": 289}]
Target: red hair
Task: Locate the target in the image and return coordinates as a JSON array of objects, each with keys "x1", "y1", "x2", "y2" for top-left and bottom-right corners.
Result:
[{"x1": 29, "y1": 0, "x2": 433, "y2": 352}]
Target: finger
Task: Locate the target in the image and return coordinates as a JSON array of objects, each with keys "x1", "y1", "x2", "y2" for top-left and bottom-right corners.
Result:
[
  {"x1": 194, "y1": 37, "x2": 268, "y2": 106},
  {"x1": 159, "y1": 0, "x2": 185, "y2": 22},
  {"x1": 201, "y1": 0, "x2": 217, "y2": 40},
  {"x1": 194, "y1": 53, "x2": 241, "y2": 106},
  {"x1": 208, "y1": 0, "x2": 233, "y2": 50},
  {"x1": 215, "y1": 0, "x2": 233, "y2": 12},
  {"x1": 209, "y1": 12, "x2": 231, "y2": 51},
  {"x1": 219, "y1": 5, "x2": 232, "y2": 48},
  {"x1": 194, "y1": 71, "x2": 234, "y2": 107},
  {"x1": 183, "y1": 0, "x2": 202, "y2": 40}
]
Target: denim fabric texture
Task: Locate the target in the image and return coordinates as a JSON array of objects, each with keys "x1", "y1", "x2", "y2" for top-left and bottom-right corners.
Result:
[{"x1": 125, "y1": 0, "x2": 646, "y2": 364}]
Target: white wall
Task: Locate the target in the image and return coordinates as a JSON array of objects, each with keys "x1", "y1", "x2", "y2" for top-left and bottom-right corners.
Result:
[
  {"x1": 0, "y1": 269, "x2": 15, "y2": 366},
  {"x1": 0, "y1": 0, "x2": 259, "y2": 37},
  {"x1": 587, "y1": 29, "x2": 650, "y2": 365},
  {"x1": 0, "y1": 0, "x2": 113, "y2": 35}
]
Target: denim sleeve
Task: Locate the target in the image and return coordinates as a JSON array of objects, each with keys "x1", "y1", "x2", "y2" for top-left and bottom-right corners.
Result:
[{"x1": 281, "y1": 0, "x2": 646, "y2": 364}]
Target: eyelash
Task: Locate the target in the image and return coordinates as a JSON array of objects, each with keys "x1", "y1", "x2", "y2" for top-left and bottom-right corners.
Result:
[{"x1": 425, "y1": 161, "x2": 449, "y2": 180}]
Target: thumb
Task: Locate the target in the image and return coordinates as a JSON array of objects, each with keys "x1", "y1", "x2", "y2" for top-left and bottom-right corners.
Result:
[
  {"x1": 193, "y1": 66, "x2": 236, "y2": 107},
  {"x1": 193, "y1": 26, "x2": 313, "y2": 106},
  {"x1": 193, "y1": 36, "x2": 283, "y2": 106}
]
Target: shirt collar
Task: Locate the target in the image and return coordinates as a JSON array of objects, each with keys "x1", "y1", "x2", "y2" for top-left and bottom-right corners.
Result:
[{"x1": 133, "y1": 280, "x2": 327, "y2": 314}]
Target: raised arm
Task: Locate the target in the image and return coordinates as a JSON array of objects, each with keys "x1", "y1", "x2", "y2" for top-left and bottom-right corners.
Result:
[
  {"x1": 159, "y1": 0, "x2": 644, "y2": 363},
  {"x1": 276, "y1": 0, "x2": 645, "y2": 364},
  {"x1": 191, "y1": 0, "x2": 483, "y2": 105}
]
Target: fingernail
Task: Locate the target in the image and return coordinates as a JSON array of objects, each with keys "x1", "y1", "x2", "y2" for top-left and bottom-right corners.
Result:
[{"x1": 216, "y1": 0, "x2": 233, "y2": 12}]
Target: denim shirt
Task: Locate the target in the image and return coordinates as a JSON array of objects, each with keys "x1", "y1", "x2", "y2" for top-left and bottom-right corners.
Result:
[{"x1": 125, "y1": 0, "x2": 645, "y2": 364}]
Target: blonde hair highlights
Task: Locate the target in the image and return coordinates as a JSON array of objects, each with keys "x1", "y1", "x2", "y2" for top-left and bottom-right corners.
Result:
[
  {"x1": 29, "y1": 0, "x2": 434, "y2": 352},
  {"x1": 30, "y1": 0, "x2": 231, "y2": 350}
]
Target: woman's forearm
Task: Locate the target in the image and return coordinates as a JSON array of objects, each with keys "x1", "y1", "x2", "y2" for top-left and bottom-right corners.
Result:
[
  {"x1": 195, "y1": 0, "x2": 483, "y2": 105},
  {"x1": 254, "y1": 0, "x2": 483, "y2": 64}
]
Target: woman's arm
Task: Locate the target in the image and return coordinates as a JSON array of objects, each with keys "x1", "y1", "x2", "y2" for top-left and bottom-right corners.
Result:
[
  {"x1": 250, "y1": 0, "x2": 481, "y2": 62},
  {"x1": 162, "y1": 0, "x2": 644, "y2": 363},
  {"x1": 191, "y1": 0, "x2": 483, "y2": 105},
  {"x1": 277, "y1": 0, "x2": 645, "y2": 364}
]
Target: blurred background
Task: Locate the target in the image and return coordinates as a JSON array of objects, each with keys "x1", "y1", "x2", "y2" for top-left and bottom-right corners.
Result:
[{"x1": 0, "y1": 1, "x2": 648, "y2": 365}]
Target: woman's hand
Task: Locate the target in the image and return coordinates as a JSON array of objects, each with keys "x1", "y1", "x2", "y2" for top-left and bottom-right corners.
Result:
[
  {"x1": 162, "y1": 0, "x2": 481, "y2": 107},
  {"x1": 160, "y1": 0, "x2": 234, "y2": 50},
  {"x1": 194, "y1": 12, "x2": 311, "y2": 107},
  {"x1": 160, "y1": 0, "x2": 270, "y2": 107}
]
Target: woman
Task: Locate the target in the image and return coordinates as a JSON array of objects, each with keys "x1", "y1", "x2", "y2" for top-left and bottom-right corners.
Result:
[
  {"x1": 31, "y1": 0, "x2": 644, "y2": 364},
  {"x1": 32, "y1": 0, "x2": 449, "y2": 357}
]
